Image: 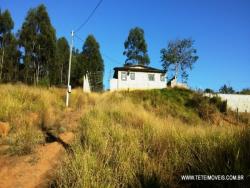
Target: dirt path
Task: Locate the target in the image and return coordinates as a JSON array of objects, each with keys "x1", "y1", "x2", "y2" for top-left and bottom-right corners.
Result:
[
  {"x1": 0, "y1": 132, "x2": 74, "y2": 188},
  {"x1": 0, "y1": 104, "x2": 85, "y2": 188}
]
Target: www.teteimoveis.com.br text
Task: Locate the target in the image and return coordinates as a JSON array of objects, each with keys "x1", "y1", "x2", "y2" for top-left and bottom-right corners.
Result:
[{"x1": 181, "y1": 174, "x2": 244, "y2": 181}]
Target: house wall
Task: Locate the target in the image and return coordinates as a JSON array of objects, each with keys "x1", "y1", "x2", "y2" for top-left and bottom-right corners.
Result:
[
  {"x1": 205, "y1": 93, "x2": 250, "y2": 112},
  {"x1": 110, "y1": 79, "x2": 118, "y2": 91},
  {"x1": 110, "y1": 71, "x2": 166, "y2": 91}
]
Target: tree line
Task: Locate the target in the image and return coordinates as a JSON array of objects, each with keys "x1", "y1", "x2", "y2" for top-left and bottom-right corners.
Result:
[
  {"x1": 1, "y1": 4, "x2": 199, "y2": 91},
  {"x1": 205, "y1": 85, "x2": 250, "y2": 95},
  {"x1": 0, "y1": 5, "x2": 104, "y2": 91}
]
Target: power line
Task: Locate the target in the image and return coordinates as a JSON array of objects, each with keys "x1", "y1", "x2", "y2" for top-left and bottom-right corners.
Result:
[
  {"x1": 74, "y1": 34, "x2": 84, "y2": 42},
  {"x1": 66, "y1": 0, "x2": 103, "y2": 106},
  {"x1": 74, "y1": 0, "x2": 104, "y2": 33},
  {"x1": 102, "y1": 53, "x2": 120, "y2": 64},
  {"x1": 74, "y1": 33, "x2": 120, "y2": 64}
]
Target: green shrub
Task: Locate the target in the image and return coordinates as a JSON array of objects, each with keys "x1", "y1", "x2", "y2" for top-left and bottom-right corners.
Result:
[
  {"x1": 186, "y1": 94, "x2": 220, "y2": 123},
  {"x1": 209, "y1": 96, "x2": 227, "y2": 113}
]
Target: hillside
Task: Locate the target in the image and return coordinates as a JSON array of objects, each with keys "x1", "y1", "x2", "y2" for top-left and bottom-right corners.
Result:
[{"x1": 0, "y1": 84, "x2": 249, "y2": 187}]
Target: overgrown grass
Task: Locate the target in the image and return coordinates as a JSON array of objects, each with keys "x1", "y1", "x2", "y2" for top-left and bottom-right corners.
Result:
[
  {"x1": 7, "y1": 125, "x2": 45, "y2": 155},
  {"x1": 122, "y1": 88, "x2": 201, "y2": 124},
  {"x1": 0, "y1": 84, "x2": 66, "y2": 155},
  {"x1": 53, "y1": 90, "x2": 250, "y2": 187},
  {"x1": 1, "y1": 85, "x2": 249, "y2": 186}
]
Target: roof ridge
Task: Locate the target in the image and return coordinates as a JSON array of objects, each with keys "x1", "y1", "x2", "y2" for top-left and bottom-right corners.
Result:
[{"x1": 113, "y1": 65, "x2": 166, "y2": 73}]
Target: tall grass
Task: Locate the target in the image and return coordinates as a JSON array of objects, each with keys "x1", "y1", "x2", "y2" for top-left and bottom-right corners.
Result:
[
  {"x1": 1, "y1": 85, "x2": 249, "y2": 186},
  {"x1": 53, "y1": 91, "x2": 250, "y2": 187},
  {"x1": 0, "y1": 84, "x2": 65, "y2": 155}
]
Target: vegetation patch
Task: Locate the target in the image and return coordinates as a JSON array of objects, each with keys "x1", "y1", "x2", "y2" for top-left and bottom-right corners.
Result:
[
  {"x1": 52, "y1": 89, "x2": 250, "y2": 187},
  {"x1": 7, "y1": 125, "x2": 44, "y2": 155},
  {"x1": 1, "y1": 85, "x2": 249, "y2": 186}
]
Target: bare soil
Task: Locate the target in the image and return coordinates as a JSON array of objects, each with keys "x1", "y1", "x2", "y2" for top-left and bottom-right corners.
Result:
[{"x1": 0, "y1": 132, "x2": 74, "y2": 188}]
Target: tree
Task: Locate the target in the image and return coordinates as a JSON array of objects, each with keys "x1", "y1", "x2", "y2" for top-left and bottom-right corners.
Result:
[
  {"x1": 71, "y1": 48, "x2": 84, "y2": 87},
  {"x1": 18, "y1": 8, "x2": 36, "y2": 84},
  {"x1": 123, "y1": 27, "x2": 150, "y2": 65},
  {"x1": 2, "y1": 33, "x2": 21, "y2": 82},
  {"x1": 240, "y1": 88, "x2": 250, "y2": 95},
  {"x1": 19, "y1": 4, "x2": 56, "y2": 85},
  {"x1": 82, "y1": 35, "x2": 104, "y2": 91},
  {"x1": 0, "y1": 9, "x2": 14, "y2": 82},
  {"x1": 55, "y1": 37, "x2": 69, "y2": 85},
  {"x1": 204, "y1": 88, "x2": 214, "y2": 94},
  {"x1": 219, "y1": 84, "x2": 235, "y2": 94},
  {"x1": 161, "y1": 38, "x2": 198, "y2": 83}
]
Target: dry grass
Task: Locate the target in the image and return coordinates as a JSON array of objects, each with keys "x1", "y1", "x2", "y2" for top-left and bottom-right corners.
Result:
[
  {"x1": 0, "y1": 84, "x2": 249, "y2": 186},
  {"x1": 0, "y1": 84, "x2": 67, "y2": 155},
  {"x1": 53, "y1": 91, "x2": 250, "y2": 187}
]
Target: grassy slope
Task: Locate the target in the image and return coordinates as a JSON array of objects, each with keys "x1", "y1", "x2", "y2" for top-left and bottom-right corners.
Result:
[
  {"x1": 54, "y1": 88, "x2": 250, "y2": 188},
  {"x1": 0, "y1": 84, "x2": 249, "y2": 187}
]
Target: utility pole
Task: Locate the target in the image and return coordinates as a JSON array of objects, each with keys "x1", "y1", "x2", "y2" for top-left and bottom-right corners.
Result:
[{"x1": 66, "y1": 30, "x2": 74, "y2": 107}]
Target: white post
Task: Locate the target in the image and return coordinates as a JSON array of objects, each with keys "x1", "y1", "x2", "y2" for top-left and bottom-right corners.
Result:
[
  {"x1": 66, "y1": 30, "x2": 74, "y2": 107},
  {"x1": 83, "y1": 75, "x2": 84, "y2": 92}
]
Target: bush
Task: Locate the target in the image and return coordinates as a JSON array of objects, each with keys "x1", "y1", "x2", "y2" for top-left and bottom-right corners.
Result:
[
  {"x1": 186, "y1": 94, "x2": 220, "y2": 123},
  {"x1": 209, "y1": 96, "x2": 227, "y2": 113},
  {"x1": 204, "y1": 88, "x2": 214, "y2": 93}
]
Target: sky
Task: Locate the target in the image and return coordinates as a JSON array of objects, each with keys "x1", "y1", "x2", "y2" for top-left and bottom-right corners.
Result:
[{"x1": 1, "y1": 0, "x2": 250, "y2": 91}]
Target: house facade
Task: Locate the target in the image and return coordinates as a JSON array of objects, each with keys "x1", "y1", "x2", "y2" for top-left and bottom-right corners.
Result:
[{"x1": 110, "y1": 65, "x2": 166, "y2": 91}]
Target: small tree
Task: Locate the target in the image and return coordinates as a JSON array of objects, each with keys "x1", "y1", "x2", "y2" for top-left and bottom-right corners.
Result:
[
  {"x1": 219, "y1": 84, "x2": 235, "y2": 94},
  {"x1": 123, "y1": 27, "x2": 150, "y2": 65},
  {"x1": 161, "y1": 38, "x2": 198, "y2": 83},
  {"x1": 204, "y1": 88, "x2": 214, "y2": 94}
]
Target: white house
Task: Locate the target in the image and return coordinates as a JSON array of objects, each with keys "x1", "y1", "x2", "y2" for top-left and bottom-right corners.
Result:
[{"x1": 110, "y1": 64, "x2": 166, "y2": 91}]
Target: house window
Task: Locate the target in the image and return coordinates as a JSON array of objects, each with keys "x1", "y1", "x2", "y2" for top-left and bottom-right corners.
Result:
[
  {"x1": 148, "y1": 74, "x2": 155, "y2": 81},
  {"x1": 130, "y1": 72, "x2": 135, "y2": 80},
  {"x1": 121, "y1": 72, "x2": 127, "y2": 81},
  {"x1": 160, "y1": 74, "x2": 165, "y2": 82}
]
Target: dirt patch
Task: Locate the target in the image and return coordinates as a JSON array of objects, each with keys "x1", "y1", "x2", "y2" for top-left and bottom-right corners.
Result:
[
  {"x1": 59, "y1": 108, "x2": 84, "y2": 131},
  {"x1": 0, "y1": 132, "x2": 74, "y2": 188},
  {"x1": 59, "y1": 132, "x2": 75, "y2": 145},
  {"x1": 0, "y1": 122, "x2": 10, "y2": 137}
]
